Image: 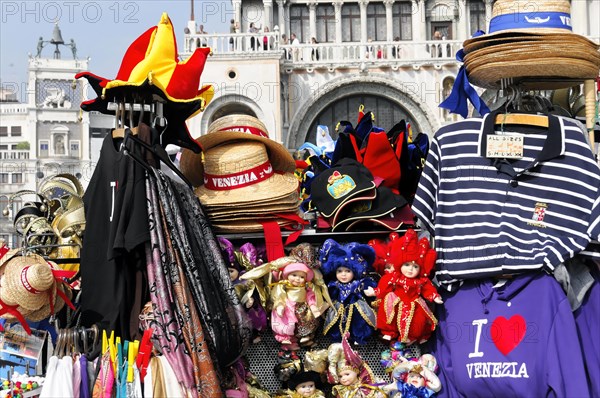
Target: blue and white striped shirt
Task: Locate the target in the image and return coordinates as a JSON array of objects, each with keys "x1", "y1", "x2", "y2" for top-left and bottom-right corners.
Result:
[{"x1": 413, "y1": 112, "x2": 600, "y2": 290}]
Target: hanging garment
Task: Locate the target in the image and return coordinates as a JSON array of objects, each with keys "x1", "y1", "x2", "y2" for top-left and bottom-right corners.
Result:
[
  {"x1": 159, "y1": 356, "x2": 186, "y2": 398},
  {"x1": 150, "y1": 171, "x2": 222, "y2": 396},
  {"x1": 91, "y1": 350, "x2": 114, "y2": 398},
  {"x1": 145, "y1": 178, "x2": 195, "y2": 392},
  {"x1": 433, "y1": 273, "x2": 589, "y2": 397},
  {"x1": 162, "y1": 170, "x2": 253, "y2": 366},
  {"x1": 80, "y1": 133, "x2": 149, "y2": 339},
  {"x1": 574, "y1": 265, "x2": 600, "y2": 397},
  {"x1": 40, "y1": 356, "x2": 74, "y2": 397},
  {"x1": 80, "y1": 355, "x2": 91, "y2": 398},
  {"x1": 143, "y1": 357, "x2": 165, "y2": 398},
  {"x1": 412, "y1": 113, "x2": 600, "y2": 290},
  {"x1": 73, "y1": 354, "x2": 81, "y2": 398}
]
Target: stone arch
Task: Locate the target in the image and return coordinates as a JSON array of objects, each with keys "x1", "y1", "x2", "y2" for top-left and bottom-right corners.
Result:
[
  {"x1": 197, "y1": 93, "x2": 268, "y2": 136},
  {"x1": 286, "y1": 74, "x2": 437, "y2": 149}
]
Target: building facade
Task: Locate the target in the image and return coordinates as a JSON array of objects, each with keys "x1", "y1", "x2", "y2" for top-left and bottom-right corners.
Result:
[
  {"x1": 0, "y1": 26, "x2": 111, "y2": 247},
  {"x1": 184, "y1": 0, "x2": 600, "y2": 148}
]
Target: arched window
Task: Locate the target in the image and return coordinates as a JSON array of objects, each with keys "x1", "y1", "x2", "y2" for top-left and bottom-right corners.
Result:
[
  {"x1": 209, "y1": 103, "x2": 257, "y2": 126},
  {"x1": 442, "y1": 76, "x2": 457, "y2": 121},
  {"x1": 304, "y1": 94, "x2": 418, "y2": 144}
]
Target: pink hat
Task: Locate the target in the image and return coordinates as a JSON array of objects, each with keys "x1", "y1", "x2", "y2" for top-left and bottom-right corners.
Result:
[{"x1": 281, "y1": 262, "x2": 314, "y2": 282}]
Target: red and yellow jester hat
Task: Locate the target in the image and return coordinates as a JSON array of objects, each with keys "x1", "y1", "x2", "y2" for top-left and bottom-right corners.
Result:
[
  {"x1": 76, "y1": 13, "x2": 213, "y2": 153},
  {"x1": 391, "y1": 229, "x2": 437, "y2": 277}
]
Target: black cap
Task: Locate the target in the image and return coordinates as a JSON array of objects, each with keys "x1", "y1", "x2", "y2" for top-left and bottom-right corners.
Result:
[
  {"x1": 332, "y1": 186, "x2": 409, "y2": 231},
  {"x1": 310, "y1": 158, "x2": 375, "y2": 217},
  {"x1": 287, "y1": 371, "x2": 323, "y2": 391}
]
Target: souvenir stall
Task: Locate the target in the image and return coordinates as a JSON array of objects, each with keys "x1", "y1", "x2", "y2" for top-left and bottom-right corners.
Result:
[{"x1": 0, "y1": 0, "x2": 599, "y2": 397}]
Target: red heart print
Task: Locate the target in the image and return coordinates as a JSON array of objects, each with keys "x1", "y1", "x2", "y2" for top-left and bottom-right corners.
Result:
[{"x1": 491, "y1": 315, "x2": 526, "y2": 356}]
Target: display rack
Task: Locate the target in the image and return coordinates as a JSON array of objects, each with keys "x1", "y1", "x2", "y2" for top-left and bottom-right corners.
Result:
[{"x1": 222, "y1": 225, "x2": 419, "y2": 392}]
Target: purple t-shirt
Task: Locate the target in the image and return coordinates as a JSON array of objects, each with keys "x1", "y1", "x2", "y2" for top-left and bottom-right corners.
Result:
[
  {"x1": 431, "y1": 272, "x2": 590, "y2": 397},
  {"x1": 574, "y1": 265, "x2": 600, "y2": 397}
]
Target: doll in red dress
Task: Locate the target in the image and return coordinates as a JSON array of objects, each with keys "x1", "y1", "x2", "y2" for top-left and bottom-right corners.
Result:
[{"x1": 365, "y1": 229, "x2": 442, "y2": 344}]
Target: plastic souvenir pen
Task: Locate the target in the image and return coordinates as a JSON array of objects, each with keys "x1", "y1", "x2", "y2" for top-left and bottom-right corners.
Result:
[
  {"x1": 102, "y1": 329, "x2": 108, "y2": 355},
  {"x1": 116, "y1": 337, "x2": 123, "y2": 378},
  {"x1": 127, "y1": 340, "x2": 138, "y2": 383}
]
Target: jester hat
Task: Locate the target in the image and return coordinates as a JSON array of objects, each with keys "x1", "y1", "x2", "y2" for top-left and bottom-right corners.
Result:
[
  {"x1": 319, "y1": 239, "x2": 375, "y2": 278},
  {"x1": 76, "y1": 13, "x2": 213, "y2": 153},
  {"x1": 391, "y1": 229, "x2": 437, "y2": 278},
  {"x1": 327, "y1": 333, "x2": 375, "y2": 384},
  {"x1": 368, "y1": 232, "x2": 401, "y2": 274}
]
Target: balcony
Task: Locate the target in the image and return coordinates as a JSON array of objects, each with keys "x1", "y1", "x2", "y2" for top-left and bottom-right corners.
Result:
[
  {"x1": 0, "y1": 150, "x2": 30, "y2": 160},
  {"x1": 183, "y1": 32, "x2": 461, "y2": 68}
]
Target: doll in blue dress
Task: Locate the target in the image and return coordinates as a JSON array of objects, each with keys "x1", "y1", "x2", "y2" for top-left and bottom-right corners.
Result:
[{"x1": 320, "y1": 239, "x2": 377, "y2": 345}]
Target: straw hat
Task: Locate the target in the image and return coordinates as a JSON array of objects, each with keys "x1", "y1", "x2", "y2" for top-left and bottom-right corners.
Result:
[
  {"x1": 195, "y1": 141, "x2": 298, "y2": 206},
  {"x1": 1, "y1": 255, "x2": 55, "y2": 311},
  {"x1": 180, "y1": 114, "x2": 296, "y2": 187},
  {"x1": 462, "y1": 0, "x2": 600, "y2": 89},
  {"x1": 22, "y1": 282, "x2": 70, "y2": 322},
  {"x1": 1, "y1": 255, "x2": 70, "y2": 322}
]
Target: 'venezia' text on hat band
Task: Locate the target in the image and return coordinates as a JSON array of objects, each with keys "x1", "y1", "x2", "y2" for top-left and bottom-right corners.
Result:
[
  {"x1": 20, "y1": 266, "x2": 42, "y2": 295},
  {"x1": 219, "y1": 125, "x2": 268, "y2": 138},
  {"x1": 203, "y1": 160, "x2": 274, "y2": 190}
]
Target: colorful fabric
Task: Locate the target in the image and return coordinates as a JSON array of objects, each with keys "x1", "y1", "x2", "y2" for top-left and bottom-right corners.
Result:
[
  {"x1": 151, "y1": 169, "x2": 222, "y2": 396},
  {"x1": 145, "y1": 177, "x2": 195, "y2": 392}
]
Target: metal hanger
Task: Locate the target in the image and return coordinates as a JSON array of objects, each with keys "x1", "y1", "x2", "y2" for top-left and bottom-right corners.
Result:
[{"x1": 495, "y1": 83, "x2": 549, "y2": 128}]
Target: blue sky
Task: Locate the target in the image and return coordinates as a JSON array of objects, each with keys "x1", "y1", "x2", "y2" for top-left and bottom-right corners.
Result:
[{"x1": 0, "y1": 0, "x2": 231, "y2": 102}]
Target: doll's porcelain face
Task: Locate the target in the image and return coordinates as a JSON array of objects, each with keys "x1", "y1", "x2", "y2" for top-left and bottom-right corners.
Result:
[
  {"x1": 336, "y1": 267, "x2": 354, "y2": 283},
  {"x1": 338, "y1": 369, "x2": 359, "y2": 386},
  {"x1": 384, "y1": 263, "x2": 394, "y2": 274},
  {"x1": 296, "y1": 381, "x2": 316, "y2": 396},
  {"x1": 407, "y1": 372, "x2": 425, "y2": 387},
  {"x1": 288, "y1": 271, "x2": 307, "y2": 286},
  {"x1": 228, "y1": 267, "x2": 239, "y2": 281},
  {"x1": 401, "y1": 262, "x2": 420, "y2": 279}
]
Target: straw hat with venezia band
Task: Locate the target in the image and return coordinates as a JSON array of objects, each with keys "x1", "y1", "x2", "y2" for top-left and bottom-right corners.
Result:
[
  {"x1": 462, "y1": 0, "x2": 600, "y2": 89},
  {"x1": 180, "y1": 114, "x2": 296, "y2": 187},
  {"x1": 0, "y1": 254, "x2": 73, "y2": 321},
  {"x1": 195, "y1": 141, "x2": 299, "y2": 206}
]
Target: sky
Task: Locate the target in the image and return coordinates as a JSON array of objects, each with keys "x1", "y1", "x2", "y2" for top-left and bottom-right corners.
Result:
[{"x1": 0, "y1": 0, "x2": 232, "y2": 102}]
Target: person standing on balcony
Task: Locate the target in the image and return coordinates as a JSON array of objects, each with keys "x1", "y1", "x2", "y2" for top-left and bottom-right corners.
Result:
[
  {"x1": 249, "y1": 23, "x2": 259, "y2": 50},
  {"x1": 392, "y1": 36, "x2": 401, "y2": 58},
  {"x1": 366, "y1": 38, "x2": 374, "y2": 59},
  {"x1": 281, "y1": 34, "x2": 290, "y2": 59},
  {"x1": 311, "y1": 37, "x2": 319, "y2": 61},
  {"x1": 432, "y1": 30, "x2": 442, "y2": 57},
  {"x1": 198, "y1": 24, "x2": 208, "y2": 47},
  {"x1": 229, "y1": 19, "x2": 236, "y2": 51},
  {"x1": 263, "y1": 26, "x2": 271, "y2": 50},
  {"x1": 291, "y1": 33, "x2": 300, "y2": 61}
]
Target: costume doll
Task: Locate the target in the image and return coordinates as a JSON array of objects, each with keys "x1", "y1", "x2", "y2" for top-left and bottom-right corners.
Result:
[
  {"x1": 369, "y1": 232, "x2": 401, "y2": 276},
  {"x1": 271, "y1": 262, "x2": 324, "y2": 349},
  {"x1": 275, "y1": 371, "x2": 326, "y2": 398},
  {"x1": 382, "y1": 354, "x2": 441, "y2": 398},
  {"x1": 219, "y1": 239, "x2": 268, "y2": 343},
  {"x1": 242, "y1": 257, "x2": 328, "y2": 350},
  {"x1": 364, "y1": 229, "x2": 442, "y2": 344},
  {"x1": 320, "y1": 239, "x2": 377, "y2": 345},
  {"x1": 327, "y1": 335, "x2": 386, "y2": 398}
]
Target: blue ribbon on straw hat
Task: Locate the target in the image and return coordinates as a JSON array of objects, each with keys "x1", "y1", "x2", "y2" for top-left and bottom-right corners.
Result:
[{"x1": 439, "y1": 30, "x2": 490, "y2": 119}]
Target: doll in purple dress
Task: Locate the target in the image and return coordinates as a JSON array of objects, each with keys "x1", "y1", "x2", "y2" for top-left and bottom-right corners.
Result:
[{"x1": 219, "y1": 239, "x2": 268, "y2": 342}]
